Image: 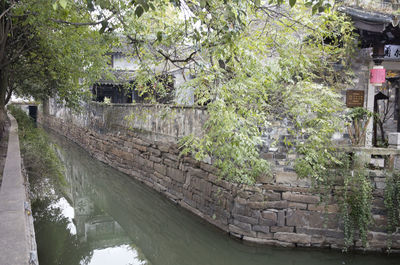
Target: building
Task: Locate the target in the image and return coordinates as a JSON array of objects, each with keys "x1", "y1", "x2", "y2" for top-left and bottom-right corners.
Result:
[
  {"x1": 92, "y1": 44, "x2": 194, "y2": 105},
  {"x1": 340, "y1": 1, "x2": 400, "y2": 147}
]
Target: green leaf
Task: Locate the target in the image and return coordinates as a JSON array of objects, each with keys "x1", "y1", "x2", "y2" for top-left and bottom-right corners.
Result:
[
  {"x1": 157, "y1": 31, "x2": 163, "y2": 42},
  {"x1": 59, "y1": 0, "x2": 67, "y2": 9},
  {"x1": 87, "y1": 0, "x2": 95, "y2": 11},
  {"x1": 52, "y1": 2, "x2": 58, "y2": 10},
  {"x1": 135, "y1": 5, "x2": 144, "y2": 17},
  {"x1": 99, "y1": 21, "x2": 108, "y2": 34},
  {"x1": 289, "y1": 0, "x2": 296, "y2": 7}
]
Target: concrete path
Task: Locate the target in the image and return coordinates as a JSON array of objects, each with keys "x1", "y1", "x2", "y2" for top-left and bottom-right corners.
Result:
[{"x1": 0, "y1": 113, "x2": 36, "y2": 265}]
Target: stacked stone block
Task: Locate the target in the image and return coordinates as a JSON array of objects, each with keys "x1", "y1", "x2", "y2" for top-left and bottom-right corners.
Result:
[{"x1": 38, "y1": 102, "x2": 400, "y2": 253}]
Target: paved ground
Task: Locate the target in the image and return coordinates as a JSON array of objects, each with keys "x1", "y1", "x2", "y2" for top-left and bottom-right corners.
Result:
[
  {"x1": 0, "y1": 118, "x2": 10, "y2": 186},
  {"x1": 0, "y1": 114, "x2": 32, "y2": 265}
]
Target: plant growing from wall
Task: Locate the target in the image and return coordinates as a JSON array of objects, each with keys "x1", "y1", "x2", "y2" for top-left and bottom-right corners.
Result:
[
  {"x1": 8, "y1": 105, "x2": 65, "y2": 188},
  {"x1": 384, "y1": 171, "x2": 400, "y2": 250},
  {"x1": 297, "y1": 149, "x2": 374, "y2": 251},
  {"x1": 346, "y1": 107, "x2": 373, "y2": 146},
  {"x1": 341, "y1": 169, "x2": 373, "y2": 250}
]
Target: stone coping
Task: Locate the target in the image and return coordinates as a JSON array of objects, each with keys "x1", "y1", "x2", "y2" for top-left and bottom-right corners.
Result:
[
  {"x1": 340, "y1": 146, "x2": 400, "y2": 155},
  {"x1": 0, "y1": 113, "x2": 38, "y2": 265},
  {"x1": 89, "y1": 101, "x2": 207, "y2": 110}
]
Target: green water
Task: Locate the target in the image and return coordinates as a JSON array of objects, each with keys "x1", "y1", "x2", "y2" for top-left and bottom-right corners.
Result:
[{"x1": 32, "y1": 131, "x2": 400, "y2": 265}]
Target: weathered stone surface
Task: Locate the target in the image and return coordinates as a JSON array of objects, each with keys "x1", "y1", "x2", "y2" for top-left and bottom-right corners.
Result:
[
  {"x1": 166, "y1": 167, "x2": 185, "y2": 183},
  {"x1": 233, "y1": 214, "x2": 259, "y2": 225},
  {"x1": 277, "y1": 210, "x2": 286, "y2": 226},
  {"x1": 275, "y1": 172, "x2": 311, "y2": 187},
  {"x1": 274, "y1": 232, "x2": 311, "y2": 244},
  {"x1": 288, "y1": 202, "x2": 307, "y2": 209},
  {"x1": 296, "y1": 227, "x2": 343, "y2": 238},
  {"x1": 188, "y1": 167, "x2": 208, "y2": 179},
  {"x1": 164, "y1": 158, "x2": 179, "y2": 169},
  {"x1": 257, "y1": 174, "x2": 273, "y2": 184},
  {"x1": 253, "y1": 225, "x2": 270, "y2": 234},
  {"x1": 286, "y1": 209, "x2": 338, "y2": 229},
  {"x1": 200, "y1": 162, "x2": 217, "y2": 174},
  {"x1": 261, "y1": 211, "x2": 277, "y2": 221},
  {"x1": 154, "y1": 163, "x2": 167, "y2": 175},
  {"x1": 232, "y1": 202, "x2": 251, "y2": 217},
  {"x1": 259, "y1": 217, "x2": 277, "y2": 226},
  {"x1": 270, "y1": 226, "x2": 294, "y2": 233},
  {"x1": 307, "y1": 204, "x2": 339, "y2": 213},
  {"x1": 147, "y1": 147, "x2": 161, "y2": 156},
  {"x1": 372, "y1": 214, "x2": 387, "y2": 229},
  {"x1": 375, "y1": 181, "x2": 386, "y2": 189},
  {"x1": 158, "y1": 144, "x2": 170, "y2": 153},
  {"x1": 264, "y1": 200, "x2": 288, "y2": 209},
  {"x1": 282, "y1": 192, "x2": 320, "y2": 204},
  {"x1": 199, "y1": 179, "x2": 212, "y2": 197},
  {"x1": 249, "y1": 193, "x2": 264, "y2": 202},
  {"x1": 132, "y1": 143, "x2": 147, "y2": 152},
  {"x1": 149, "y1": 155, "x2": 162, "y2": 163},
  {"x1": 242, "y1": 236, "x2": 274, "y2": 244},
  {"x1": 310, "y1": 235, "x2": 325, "y2": 245},
  {"x1": 264, "y1": 191, "x2": 281, "y2": 201},
  {"x1": 163, "y1": 152, "x2": 179, "y2": 162},
  {"x1": 232, "y1": 220, "x2": 253, "y2": 232},
  {"x1": 229, "y1": 224, "x2": 257, "y2": 237}
]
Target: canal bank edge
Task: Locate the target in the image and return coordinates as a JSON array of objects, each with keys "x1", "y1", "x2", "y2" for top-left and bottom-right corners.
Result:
[
  {"x1": 0, "y1": 113, "x2": 38, "y2": 265},
  {"x1": 38, "y1": 101, "x2": 400, "y2": 253}
]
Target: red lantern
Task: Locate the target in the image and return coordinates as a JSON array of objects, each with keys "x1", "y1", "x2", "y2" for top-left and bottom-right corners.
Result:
[{"x1": 370, "y1": 66, "x2": 386, "y2": 86}]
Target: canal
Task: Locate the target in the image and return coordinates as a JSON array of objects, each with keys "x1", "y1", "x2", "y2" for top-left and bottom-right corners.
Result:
[{"x1": 32, "y1": 130, "x2": 399, "y2": 265}]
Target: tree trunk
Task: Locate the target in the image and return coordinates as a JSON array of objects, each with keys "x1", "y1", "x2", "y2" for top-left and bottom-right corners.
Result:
[{"x1": 0, "y1": 69, "x2": 8, "y2": 139}]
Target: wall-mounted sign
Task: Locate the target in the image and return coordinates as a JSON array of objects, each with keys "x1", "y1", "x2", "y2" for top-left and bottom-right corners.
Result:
[
  {"x1": 346, "y1": 90, "x2": 364, "y2": 108},
  {"x1": 384, "y1": 45, "x2": 400, "y2": 60},
  {"x1": 370, "y1": 66, "x2": 386, "y2": 86}
]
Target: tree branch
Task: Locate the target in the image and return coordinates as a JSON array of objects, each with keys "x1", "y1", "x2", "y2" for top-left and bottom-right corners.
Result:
[
  {"x1": 0, "y1": 2, "x2": 15, "y2": 20},
  {"x1": 157, "y1": 49, "x2": 198, "y2": 63},
  {"x1": 5, "y1": 86, "x2": 12, "y2": 104},
  {"x1": 51, "y1": 13, "x2": 114, "y2": 26}
]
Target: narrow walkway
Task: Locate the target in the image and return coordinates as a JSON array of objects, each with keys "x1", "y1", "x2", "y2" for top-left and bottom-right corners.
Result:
[
  {"x1": 0, "y1": 117, "x2": 10, "y2": 185},
  {"x1": 0, "y1": 113, "x2": 36, "y2": 265}
]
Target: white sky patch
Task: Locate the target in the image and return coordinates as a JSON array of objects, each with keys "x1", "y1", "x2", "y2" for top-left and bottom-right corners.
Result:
[
  {"x1": 52, "y1": 197, "x2": 77, "y2": 235},
  {"x1": 87, "y1": 245, "x2": 147, "y2": 265}
]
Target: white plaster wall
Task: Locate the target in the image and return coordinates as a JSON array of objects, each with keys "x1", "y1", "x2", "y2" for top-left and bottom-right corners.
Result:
[
  {"x1": 113, "y1": 54, "x2": 138, "y2": 71},
  {"x1": 173, "y1": 71, "x2": 194, "y2": 106}
]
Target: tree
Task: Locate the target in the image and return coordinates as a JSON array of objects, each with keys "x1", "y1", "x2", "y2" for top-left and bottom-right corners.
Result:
[
  {"x1": 1, "y1": 0, "x2": 355, "y2": 185},
  {"x1": 0, "y1": 0, "x2": 111, "y2": 138},
  {"x1": 120, "y1": 1, "x2": 356, "y2": 183}
]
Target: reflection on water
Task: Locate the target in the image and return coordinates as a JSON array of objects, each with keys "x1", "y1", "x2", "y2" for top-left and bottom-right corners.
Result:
[
  {"x1": 32, "y1": 130, "x2": 400, "y2": 265},
  {"x1": 89, "y1": 245, "x2": 147, "y2": 265}
]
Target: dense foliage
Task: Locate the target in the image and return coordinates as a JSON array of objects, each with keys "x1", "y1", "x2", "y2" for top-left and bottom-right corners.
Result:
[
  {"x1": 1, "y1": 0, "x2": 357, "y2": 184},
  {"x1": 384, "y1": 171, "x2": 400, "y2": 250},
  {"x1": 341, "y1": 169, "x2": 373, "y2": 250},
  {"x1": 119, "y1": 1, "x2": 356, "y2": 183},
  {"x1": 0, "y1": 0, "x2": 111, "y2": 138},
  {"x1": 8, "y1": 105, "x2": 64, "y2": 186}
]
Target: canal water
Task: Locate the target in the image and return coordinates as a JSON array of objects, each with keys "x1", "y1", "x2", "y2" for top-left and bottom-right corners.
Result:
[{"x1": 32, "y1": 131, "x2": 399, "y2": 265}]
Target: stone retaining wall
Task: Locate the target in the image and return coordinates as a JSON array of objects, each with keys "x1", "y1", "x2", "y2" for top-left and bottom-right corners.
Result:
[{"x1": 39, "y1": 101, "x2": 400, "y2": 253}]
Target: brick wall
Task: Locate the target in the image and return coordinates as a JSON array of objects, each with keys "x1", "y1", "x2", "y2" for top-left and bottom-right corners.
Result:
[{"x1": 38, "y1": 100, "x2": 400, "y2": 252}]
